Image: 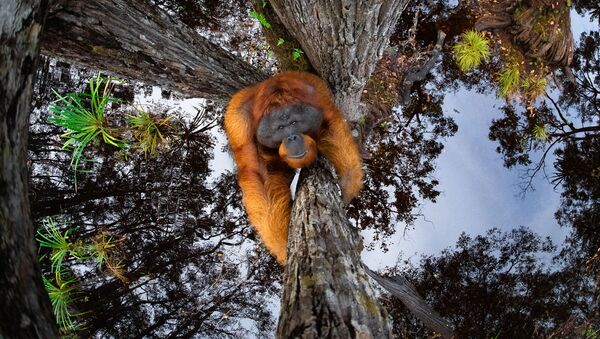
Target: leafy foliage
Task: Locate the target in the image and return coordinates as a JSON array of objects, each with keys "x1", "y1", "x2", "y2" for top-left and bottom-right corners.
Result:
[
  {"x1": 292, "y1": 48, "x2": 304, "y2": 61},
  {"x1": 383, "y1": 228, "x2": 597, "y2": 338},
  {"x1": 249, "y1": 9, "x2": 271, "y2": 28},
  {"x1": 36, "y1": 216, "x2": 126, "y2": 334},
  {"x1": 128, "y1": 108, "x2": 172, "y2": 157},
  {"x1": 42, "y1": 273, "x2": 82, "y2": 334},
  {"x1": 489, "y1": 30, "x2": 600, "y2": 255},
  {"x1": 521, "y1": 73, "x2": 548, "y2": 100},
  {"x1": 49, "y1": 74, "x2": 126, "y2": 186},
  {"x1": 350, "y1": 81, "x2": 457, "y2": 249},
  {"x1": 452, "y1": 30, "x2": 491, "y2": 72}
]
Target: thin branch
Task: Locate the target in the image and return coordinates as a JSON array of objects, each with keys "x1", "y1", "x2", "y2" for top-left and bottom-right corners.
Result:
[
  {"x1": 549, "y1": 125, "x2": 600, "y2": 138},
  {"x1": 544, "y1": 92, "x2": 574, "y2": 130},
  {"x1": 522, "y1": 137, "x2": 562, "y2": 192}
]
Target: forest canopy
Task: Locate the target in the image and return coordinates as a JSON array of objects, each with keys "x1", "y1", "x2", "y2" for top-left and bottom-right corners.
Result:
[{"x1": 0, "y1": 0, "x2": 598, "y2": 338}]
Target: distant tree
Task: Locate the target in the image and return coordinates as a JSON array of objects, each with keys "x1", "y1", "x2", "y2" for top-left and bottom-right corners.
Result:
[
  {"x1": 382, "y1": 227, "x2": 597, "y2": 338},
  {"x1": 489, "y1": 31, "x2": 600, "y2": 255}
]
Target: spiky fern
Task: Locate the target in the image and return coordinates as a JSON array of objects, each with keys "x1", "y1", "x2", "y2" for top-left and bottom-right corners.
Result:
[{"x1": 453, "y1": 30, "x2": 491, "y2": 72}]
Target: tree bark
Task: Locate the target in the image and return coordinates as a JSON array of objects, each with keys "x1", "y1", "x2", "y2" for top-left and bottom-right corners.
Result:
[
  {"x1": 474, "y1": 0, "x2": 574, "y2": 66},
  {"x1": 277, "y1": 159, "x2": 392, "y2": 338},
  {"x1": 41, "y1": 0, "x2": 266, "y2": 102},
  {"x1": 270, "y1": 0, "x2": 410, "y2": 120},
  {"x1": 270, "y1": 1, "x2": 413, "y2": 337},
  {"x1": 0, "y1": 0, "x2": 59, "y2": 337}
]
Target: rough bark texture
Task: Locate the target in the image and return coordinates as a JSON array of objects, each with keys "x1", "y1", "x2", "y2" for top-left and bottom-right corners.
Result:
[
  {"x1": 277, "y1": 158, "x2": 392, "y2": 338},
  {"x1": 270, "y1": 0, "x2": 410, "y2": 120},
  {"x1": 475, "y1": 0, "x2": 574, "y2": 66},
  {"x1": 41, "y1": 0, "x2": 266, "y2": 101},
  {"x1": 0, "y1": 0, "x2": 59, "y2": 337}
]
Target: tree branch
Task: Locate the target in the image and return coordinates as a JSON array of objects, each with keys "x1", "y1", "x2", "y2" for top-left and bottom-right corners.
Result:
[
  {"x1": 42, "y1": 0, "x2": 266, "y2": 102},
  {"x1": 364, "y1": 267, "x2": 454, "y2": 338}
]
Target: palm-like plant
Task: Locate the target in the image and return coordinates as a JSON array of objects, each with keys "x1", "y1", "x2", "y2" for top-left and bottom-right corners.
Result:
[
  {"x1": 36, "y1": 218, "x2": 76, "y2": 274},
  {"x1": 453, "y1": 30, "x2": 492, "y2": 72},
  {"x1": 49, "y1": 74, "x2": 127, "y2": 186},
  {"x1": 42, "y1": 273, "x2": 81, "y2": 332},
  {"x1": 128, "y1": 108, "x2": 172, "y2": 157}
]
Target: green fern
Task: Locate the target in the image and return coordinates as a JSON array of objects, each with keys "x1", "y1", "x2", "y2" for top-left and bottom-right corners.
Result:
[
  {"x1": 453, "y1": 30, "x2": 491, "y2": 72},
  {"x1": 292, "y1": 48, "x2": 304, "y2": 61},
  {"x1": 249, "y1": 10, "x2": 271, "y2": 28}
]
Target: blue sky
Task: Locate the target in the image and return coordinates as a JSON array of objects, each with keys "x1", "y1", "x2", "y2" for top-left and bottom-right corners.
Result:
[
  {"x1": 362, "y1": 91, "x2": 568, "y2": 269},
  {"x1": 363, "y1": 12, "x2": 599, "y2": 270}
]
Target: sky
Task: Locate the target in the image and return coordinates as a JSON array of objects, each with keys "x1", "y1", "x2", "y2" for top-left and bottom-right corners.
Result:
[
  {"x1": 363, "y1": 11, "x2": 599, "y2": 270},
  {"x1": 362, "y1": 90, "x2": 569, "y2": 269}
]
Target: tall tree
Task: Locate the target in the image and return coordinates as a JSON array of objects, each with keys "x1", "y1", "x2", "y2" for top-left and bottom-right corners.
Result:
[
  {"x1": 489, "y1": 30, "x2": 600, "y2": 255},
  {"x1": 269, "y1": 1, "x2": 414, "y2": 336},
  {"x1": 6, "y1": 0, "x2": 456, "y2": 336},
  {"x1": 0, "y1": 0, "x2": 58, "y2": 337}
]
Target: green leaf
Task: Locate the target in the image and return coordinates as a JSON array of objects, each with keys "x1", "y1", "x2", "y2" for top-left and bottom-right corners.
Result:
[
  {"x1": 277, "y1": 37, "x2": 285, "y2": 46},
  {"x1": 249, "y1": 10, "x2": 271, "y2": 29},
  {"x1": 292, "y1": 48, "x2": 304, "y2": 61}
]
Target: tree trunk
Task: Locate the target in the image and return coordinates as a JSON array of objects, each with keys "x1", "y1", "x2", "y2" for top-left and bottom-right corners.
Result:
[
  {"x1": 269, "y1": 1, "x2": 411, "y2": 337},
  {"x1": 474, "y1": 0, "x2": 574, "y2": 66},
  {"x1": 0, "y1": 1, "x2": 59, "y2": 337},
  {"x1": 42, "y1": 0, "x2": 266, "y2": 101},
  {"x1": 277, "y1": 159, "x2": 392, "y2": 338},
  {"x1": 270, "y1": 0, "x2": 409, "y2": 120}
]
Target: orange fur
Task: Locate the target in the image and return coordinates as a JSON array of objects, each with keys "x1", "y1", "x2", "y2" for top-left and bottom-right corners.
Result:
[{"x1": 224, "y1": 71, "x2": 363, "y2": 264}]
